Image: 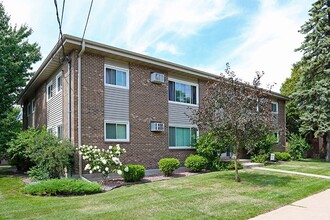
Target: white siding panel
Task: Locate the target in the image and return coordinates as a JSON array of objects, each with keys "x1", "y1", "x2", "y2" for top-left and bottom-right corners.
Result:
[
  {"x1": 47, "y1": 76, "x2": 62, "y2": 136},
  {"x1": 104, "y1": 86, "x2": 129, "y2": 121},
  {"x1": 169, "y1": 102, "x2": 198, "y2": 125}
]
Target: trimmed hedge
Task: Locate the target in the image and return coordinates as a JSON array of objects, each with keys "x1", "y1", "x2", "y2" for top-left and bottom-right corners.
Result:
[
  {"x1": 251, "y1": 154, "x2": 269, "y2": 164},
  {"x1": 158, "y1": 158, "x2": 180, "y2": 176},
  {"x1": 184, "y1": 155, "x2": 208, "y2": 172},
  {"x1": 122, "y1": 164, "x2": 145, "y2": 182},
  {"x1": 22, "y1": 178, "x2": 102, "y2": 196},
  {"x1": 274, "y1": 152, "x2": 291, "y2": 161}
]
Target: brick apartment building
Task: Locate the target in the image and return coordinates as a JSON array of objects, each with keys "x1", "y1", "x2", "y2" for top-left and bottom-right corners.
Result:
[{"x1": 17, "y1": 35, "x2": 288, "y2": 171}]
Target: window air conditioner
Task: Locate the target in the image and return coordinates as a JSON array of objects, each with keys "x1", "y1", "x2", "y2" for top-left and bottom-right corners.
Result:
[
  {"x1": 150, "y1": 72, "x2": 165, "y2": 84},
  {"x1": 150, "y1": 122, "x2": 165, "y2": 132}
]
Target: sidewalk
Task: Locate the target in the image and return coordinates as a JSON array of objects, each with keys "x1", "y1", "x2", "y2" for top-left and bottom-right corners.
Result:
[
  {"x1": 250, "y1": 189, "x2": 330, "y2": 220},
  {"x1": 253, "y1": 167, "x2": 330, "y2": 180}
]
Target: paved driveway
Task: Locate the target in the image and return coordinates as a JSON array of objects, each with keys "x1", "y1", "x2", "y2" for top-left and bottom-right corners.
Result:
[{"x1": 250, "y1": 189, "x2": 330, "y2": 220}]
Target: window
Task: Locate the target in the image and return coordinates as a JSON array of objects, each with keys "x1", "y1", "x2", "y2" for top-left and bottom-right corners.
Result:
[
  {"x1": 56, "y1": 72, "x2": 62, "y2": 93},
  {"x1": 31, "y1": 99, "x2": 35, "y2": 113},
  {"x1": 169, "y1": 80, "x2": 197, "y2": 105},
  {"x1": 104, "y1": 121, "x2": 129, "y2": 142},
  {"x1": 57, "y1": 125, "x2": 63, "y2": 138},
  {"x1": 104, "y1": 65, "x2": 129, "y2": 88},
  {"x1": 47, "y1": 128, "x2": 53, "y2": 133},
  {"x1": 271, "y1": 102, "x2": 278, "y2": 113},
  {"x1": 169, "y1": 126, "x2": 197, "y2": 148},
  {"x1": 47, "y1": 82, "x2": 53, "y2": 101},
  {"x1": 27, "y1": 103, "x2": 32, "y2": 116},
  {"x1": 274, "y1": 131, "x2": 279, "y2": 143}
]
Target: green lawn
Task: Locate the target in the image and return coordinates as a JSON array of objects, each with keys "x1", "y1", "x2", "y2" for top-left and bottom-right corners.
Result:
[
  {"x1": 267, "y1": 159, "x2": 330, "y2": 176},
  {"x1": 1, "y1": 168, "x2": 330, "y2": 220}
]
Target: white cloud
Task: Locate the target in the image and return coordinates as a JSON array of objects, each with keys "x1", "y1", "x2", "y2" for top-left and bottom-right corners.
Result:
[
  {"x1": 225, "y1": 0, "x2": 313, "y2": 92},
  {"x1": 111, "y1": 0, "x2": 237, "y2": 53},
  {"x1": 155, "y1": 42, "x2": 181, "y2": 55}
]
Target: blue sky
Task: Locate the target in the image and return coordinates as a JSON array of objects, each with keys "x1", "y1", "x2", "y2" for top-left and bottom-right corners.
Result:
[{"x1": 3, "y1": 0, "x2": 313, "y2": 92}]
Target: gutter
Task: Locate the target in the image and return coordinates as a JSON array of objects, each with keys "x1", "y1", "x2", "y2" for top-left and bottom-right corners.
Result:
[{"x1": 78, "y1": 40, "x2": 85, "y2": 179}]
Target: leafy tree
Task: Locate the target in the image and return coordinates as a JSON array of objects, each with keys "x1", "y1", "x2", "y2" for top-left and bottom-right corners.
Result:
[
  {"x1": 293, "y1": 0, "x2": 330, "y2": 161},
  {"x1": 0, "y1": 107, "x2": 22, "y2": 160},
  {"x1": 190, "y1": 64, "x2": 275, "y2": 182},
  {"x1": 0, "y1": 3, "x2": 41, "y2": 157},
  {"x1": 280, "y1": 64, "x2": 302, "y2": 134}
]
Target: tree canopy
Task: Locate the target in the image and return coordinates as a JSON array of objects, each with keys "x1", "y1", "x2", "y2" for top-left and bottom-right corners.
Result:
[
  {"x1": 0, "y1": 3, "x2": 41, "y2": 118},
  {"x1": 190, "y1": 64, "x2": 275, "y2": 182},
  {"x1": 0, "y1": 3, "x2": 41, "y2": 159},
  {"x1": 292, "y1": 0, "x2": 330, "y2": 160}
]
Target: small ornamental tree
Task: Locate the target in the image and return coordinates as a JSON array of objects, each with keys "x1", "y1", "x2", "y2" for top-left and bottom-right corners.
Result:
[
  {"x1": 78, "y1": 144, "x2": 128, "y2": 176},
  {"x1": 189, "y1": 63, "x2": 275, "y2": 182}
]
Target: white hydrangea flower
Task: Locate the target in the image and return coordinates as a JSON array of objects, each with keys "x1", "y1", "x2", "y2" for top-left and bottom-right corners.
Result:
[
  {"x1": 116, "y1": 144, "x2": 120, "y2": 148},
  {"x1": 117, "y1": 170, "x2": 123, "y2": 175},
  {"x1": 105, "y1": 167, "x2": 109, "y2": 172},
  {"x1": 89, "y1": 170, "x2": 93, "y2": 174},
  {"x1": 124, "y1": 166, "x2": 129, "y2": 172},
  {"x1": 101, "y1": 158, "x2": 107, "y2": 165},
  {"x1": 109, "y1": 145, "x2": 113, "y2": 150},
  {"x1": 85, "y1": 164, "x2": 91, "y2": 170}
]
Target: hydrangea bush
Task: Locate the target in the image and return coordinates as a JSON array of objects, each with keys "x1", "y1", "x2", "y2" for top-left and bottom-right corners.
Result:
[{"x1": 77, "y1": 144, "x2": 128, "y2": 176}]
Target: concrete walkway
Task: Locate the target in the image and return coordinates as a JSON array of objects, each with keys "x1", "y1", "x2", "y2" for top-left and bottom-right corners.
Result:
[
  {"x1": 253, "y1": 167, "x2": 330, "y2": 180},
  {"x1": 250, "y1": 189, "x2": 330, "y2": 220}
]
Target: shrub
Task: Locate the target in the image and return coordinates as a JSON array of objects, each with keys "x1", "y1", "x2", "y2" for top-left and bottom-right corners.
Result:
[
  {"x1": 184, "y1": 155, "x2": 208, "y2": 172},
  {"x1": 213, "y1": 160, "x2": 243, "y2": 171},
  {"x1": 7, "y1": 128, "x2": 38, "y2": 171},
  {"x1": 28, "y1": 128, "x2": 74, "y2": 179},
  {"x1": 274, "y1": 152, "x2": 291, "y2": 161},
  {"x1": 287, "y1": 134, "x2": 311, "y2": 160},
  {"x1": 27, "y1": 166, "x2": 50, "y2": 181},
  {"x1": 251, "y1": 154, "x2": 269, "y2": 164},
  {"x1": 78, "y1": 144, "x2": 128, "y2": 176},
  {"x1": 279, "y1": 152, "x2": 291, "y2": 161},
  {"x1": 249, "y1": 133, "x2": 277, "y2": 156},
  {"x1": 122, "y1": 164, "x2": 145, "y2": 182},
  {"x1": 158, "y1": 158, "x2": 180, "y2": 176},
  {"x1": 8, "y1": 128, "x2": 74, "y2": 178},
  {"x1": 22, "y1": 178, "x2": 102, "y2": 196},
  {"x1": 192, "y1": 131, "x2": 229, "y2": 169}
]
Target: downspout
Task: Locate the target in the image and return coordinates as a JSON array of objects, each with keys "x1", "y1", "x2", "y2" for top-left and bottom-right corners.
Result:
[
  {"x1": 67, "y1": 61, "x2": 71, "y2": 140},
  {"x1": 78, "y1": 40, "x2": 86, "y2": 179}
]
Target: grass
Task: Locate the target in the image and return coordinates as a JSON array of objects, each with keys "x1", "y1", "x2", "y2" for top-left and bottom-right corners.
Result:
[
  {"x1": 267, "y1": 159, "x2": 330, "y2": 176},
  {"x1": 1, "y1": 169, "x2": 330, "y2": 219}
]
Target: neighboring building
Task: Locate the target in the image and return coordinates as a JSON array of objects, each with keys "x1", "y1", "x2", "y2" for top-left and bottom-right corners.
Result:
[{"x1": 17, "y1": 35, "x2": 288, "y2": 170}]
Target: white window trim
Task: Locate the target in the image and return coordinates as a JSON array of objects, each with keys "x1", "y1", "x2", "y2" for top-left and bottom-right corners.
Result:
[
  {"x1": 104, "y1": 120, "x2": 130, "y2": 142},
  {"x1": 271, "y1": 101, "x2": 278, "y2": 114},
  {"x1": 47, "y1": 81, "x2": 53, "y2": 102},
  {"x1": 274, "y1": 131, "x2": 280, "y2": 143},
  {"x1": 56, "y1": 71, "x2": 62, "y2": 94},
  {"x1": 168, "y1": 124, "x2": 198, "y2": 149},
  {"x1": 104, "y1": 64, "x2": 129, "y2": 90},
  {"x1": 168, "y1": 77, "x2": 199, "y2": 106},
  {"x1": 57, "y1": 124, "x2": 63, "y2": 138},
  {"x1": 31, "y1": 99, "x2": 35, "y2": 113}
]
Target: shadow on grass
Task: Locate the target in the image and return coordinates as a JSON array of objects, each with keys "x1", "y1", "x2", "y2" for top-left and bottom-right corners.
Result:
[{"x1": 215, "y1": 171, "x2": 295, "y2": 187}]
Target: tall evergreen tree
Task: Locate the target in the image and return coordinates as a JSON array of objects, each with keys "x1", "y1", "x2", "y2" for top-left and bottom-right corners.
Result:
[{"x1": 293, "y1": 0, "x2": 330, "y2": 160}]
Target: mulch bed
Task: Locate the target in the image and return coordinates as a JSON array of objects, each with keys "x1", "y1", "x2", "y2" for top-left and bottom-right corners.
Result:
[{"x1": 99, "y1": 171, "x2": 198, "y2": 191}]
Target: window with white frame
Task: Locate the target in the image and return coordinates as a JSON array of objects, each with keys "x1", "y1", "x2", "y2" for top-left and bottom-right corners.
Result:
[
  {"x1": 31, "y1": 99, "x2": 35, "y2": 113},
  {"x1": 56, "y1": 72, "x2": 62, "y2": 93},
  {"x1": 47, "y1": 82, "x2": 53, "y2": 101},
  {"x1": 169, "y1": 80, "x2": 198, "y2": 105},
  {"x1": 104, "y1": 65, "x2": 129, "y2": 88},
  {"x1": 271, "y1": 101, "x2": 278, "y2": 113},
  {"x1": 104, "y1": 121, "x2": 129, "y2": 142},
  {"x1": 57, "y1": 125, "x2": 63, "y2": 138},
  {"x1": 274, "y1": 131, "x2": 279, "y2": 143},
  {"x1": 47, "y1": 128, "x2": 53, "y2": 133},
  {"x1": 169, "y1": 126, "x2": 197, "y2": 148}
]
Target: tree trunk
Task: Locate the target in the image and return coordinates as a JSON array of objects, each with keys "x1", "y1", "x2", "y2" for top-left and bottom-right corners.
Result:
[
  {"x1": 326, "y1": 132, "x2": 330, "y2": 162},
  {"x1": 234, "y1": 141, "x2": 241, "y2": 182}
]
